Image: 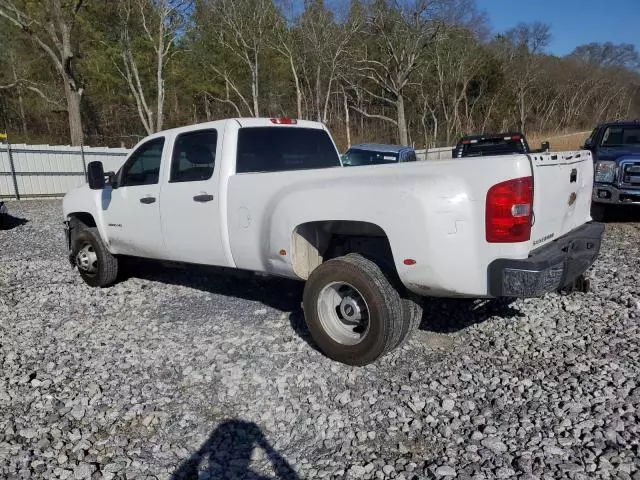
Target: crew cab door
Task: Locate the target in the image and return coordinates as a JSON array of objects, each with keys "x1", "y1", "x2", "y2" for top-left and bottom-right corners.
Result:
[
  {"x1": 159, "y1": 128, "x2": 228, "y2": 266},
  {"x1": 102, "y1": 137, "x2": 166, "y2": 258}
]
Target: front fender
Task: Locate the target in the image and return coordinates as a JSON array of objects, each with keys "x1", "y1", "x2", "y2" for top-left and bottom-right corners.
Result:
[{"x1": 62, "y1": 185, "x2": 110, "y2": 248}]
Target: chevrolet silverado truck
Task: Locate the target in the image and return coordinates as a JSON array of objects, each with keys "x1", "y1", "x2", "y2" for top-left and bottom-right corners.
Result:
[
  {"x1": 583, "y1": 121, "x2": 640, "y2": 221},
  {"x1": 62, "y1": 118, "x2": 603, "y2": 365}
]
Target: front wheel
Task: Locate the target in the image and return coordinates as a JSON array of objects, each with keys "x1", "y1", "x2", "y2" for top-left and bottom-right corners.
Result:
[
  {"x1": 71, "y1": 225, "x2": 119, "y2": 287},
  {"x1": 303, "y1": 254, "x2": 412, "y2": 365}
]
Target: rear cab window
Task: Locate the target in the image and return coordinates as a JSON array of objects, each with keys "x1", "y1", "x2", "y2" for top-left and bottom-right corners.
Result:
[{"x1": 236, "y1": 127, "x2": 340, "y2": 173}]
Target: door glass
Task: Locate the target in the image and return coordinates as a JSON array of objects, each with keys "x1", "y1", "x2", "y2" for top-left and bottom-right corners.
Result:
[
  {"x1": 120, "y1": 138, "x2": 165, "y2": 186},
  {"x1": 170, "y1": 130, "x2": 217, "y2": 183}
]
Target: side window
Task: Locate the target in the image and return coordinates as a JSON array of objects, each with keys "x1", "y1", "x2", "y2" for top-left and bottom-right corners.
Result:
[
  {"x1": 170, "y1": 129, "x2": 217, "y2": 183},
  {"x1": 120, "y1": 138, "x2": 165, "y2": 187}
]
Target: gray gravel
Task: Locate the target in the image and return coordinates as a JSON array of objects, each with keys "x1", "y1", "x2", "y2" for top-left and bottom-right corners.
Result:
[{"x1": 1, "y1": 199, "x2": 639, "y2": 480}]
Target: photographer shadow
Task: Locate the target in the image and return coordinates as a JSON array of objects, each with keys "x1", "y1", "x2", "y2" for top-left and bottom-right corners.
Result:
[{"x1": 171, "y1": 419, "x2": 299, "y2": 480}]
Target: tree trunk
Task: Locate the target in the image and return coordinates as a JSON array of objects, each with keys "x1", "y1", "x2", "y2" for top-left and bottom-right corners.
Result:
[
  {"x1": 289, "y1": 55, "x2": 302, "y2": 119},
  {"x1": 315, "y1": 65, "x2": 322, "y2": 122},
  {"x1": 156, "y1": 29, "x2": 165, "y2": 131},
  {"x1": 64, "y1": 80, "x2": 83, "y2": 146},
  {"x1": 11, "y1": 60, "x2": 27, "y2": 136},
  {"x1": 343, "y1": 87, "x2": 351, "y2": 148},
  {"x1": 251, "y1": 51, "x2": 260, "y2": 117},
  {"x1": 397, "y1": 94, "x2": 408, "y2": 145}
]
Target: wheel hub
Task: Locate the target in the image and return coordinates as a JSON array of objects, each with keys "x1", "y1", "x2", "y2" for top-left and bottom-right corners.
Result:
[
  {"x1": 76, "y1": 243, "x2": 98, "y2": 274},
  {"x1": 339, "y1": 295, "x2": 364, "y2": 322},
  {"x1": 317, "y1": 282, "x2": 370, "y2": 345}
]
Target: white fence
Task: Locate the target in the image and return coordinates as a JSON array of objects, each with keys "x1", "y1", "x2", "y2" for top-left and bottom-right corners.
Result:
[
  {"x1": 416, "y1": 146, "x2": 454, "y2": 161},
  {"x1": 0, "y1": 142, "x2": 453, "y2": 199},
  {"x1": 0, "y1": 143, "x2": 129, "y2": 199}
]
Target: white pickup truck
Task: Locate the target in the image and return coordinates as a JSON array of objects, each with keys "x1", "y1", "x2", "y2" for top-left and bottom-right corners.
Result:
[{"x1": 63, "y1": 118, "x2": 604, "y2": 365}]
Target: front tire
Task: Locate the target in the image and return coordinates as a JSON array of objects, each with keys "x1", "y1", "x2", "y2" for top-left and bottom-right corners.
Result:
[
  {"x1": 303, "y1": 254, "x2": 411, "y2": 365},
  {"x1": 71, "y1": 224, "x2": 119, "y2": 287}
]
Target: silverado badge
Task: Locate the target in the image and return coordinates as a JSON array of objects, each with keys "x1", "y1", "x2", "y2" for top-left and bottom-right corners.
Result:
[{"x1": 568, "y1": 192, "x2": 577, "y2": 206}]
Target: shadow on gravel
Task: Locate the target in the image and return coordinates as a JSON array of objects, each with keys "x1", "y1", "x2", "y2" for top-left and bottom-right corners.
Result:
[
  {"x1": 599, "y1": 206, "x2": 640, "y2": 223},
  {"x1": 171, "y1": 419, "x2": 299, "y2": 480},
  {"x1": 0, "y1": 213, "x2": 29, "y2": 230},
  {"x1": 420, "y1": 297, "x2": 522, "y2": 334},
  {"x1": 123, "y1": 259, "x2": 304, "y2": 313},
  {"x1": 123, "y1": 259, "x2": 521, "y2": 350}
]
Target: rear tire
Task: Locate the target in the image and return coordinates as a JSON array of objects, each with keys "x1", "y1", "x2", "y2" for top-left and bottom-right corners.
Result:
[
  {"x1": 71, "y1": 223, "x2": 118, "y2": 287},
  {"x1": 303, "y1": 253, "x2": 411, "y2": 365}
]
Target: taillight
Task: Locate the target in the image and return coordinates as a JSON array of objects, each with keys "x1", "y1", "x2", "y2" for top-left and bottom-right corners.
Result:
[
  {"x1": 270, "y1": 118, "x2": 297, "y2": 124},
  {"x1": 486, "y1": 176, "x2": 533, "y2": 243}
]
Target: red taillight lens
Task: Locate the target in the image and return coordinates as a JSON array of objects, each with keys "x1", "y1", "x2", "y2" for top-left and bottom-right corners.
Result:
[
  {"x1": 486, "y1": 176, "x2": 533, "y2": 243},
  {"x1": 270, "y1": 118, "x2": 297, "y2": 124}
]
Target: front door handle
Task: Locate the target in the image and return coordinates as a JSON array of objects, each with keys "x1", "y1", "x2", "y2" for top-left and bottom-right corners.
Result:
[
  {"x1": 140, "y1": 196, "x2": 156, "y2": 204},
  {"x1": 193, "y1": 194, "x2": 214, "y2": 203}
]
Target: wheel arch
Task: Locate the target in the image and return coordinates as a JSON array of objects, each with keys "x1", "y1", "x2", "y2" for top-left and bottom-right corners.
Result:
[
  {"x1": 291, "y1": 220, "x2": 396, "y2": 280},
  {"x1": 67, "y1": 211, "x2": 97, "y2": 228}
]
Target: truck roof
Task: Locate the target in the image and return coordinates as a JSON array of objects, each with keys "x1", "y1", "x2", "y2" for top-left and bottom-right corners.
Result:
[
  {"x1": 458, "y1": 132, "x2": 524, "y2": 142},
  {"x1": 349, "y1": 143, "x2": 413, "y2": 153},
  {"x1": 596, "y1": 120, "x2": 640, "y2": 128},
  {"x1": 143, "y1": 118, "x2": 325, "y2": 139}
]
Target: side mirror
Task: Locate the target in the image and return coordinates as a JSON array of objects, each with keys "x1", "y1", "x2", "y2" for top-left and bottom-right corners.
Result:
[
  {"x1": 105, "y1": 171, "x2": 117, "y2": 188},
  {"x1": 87, "y1": 161, "x2": 105, "y2": 190},
  {"x1": 583, "y1": 138, "x2": 593, "y2": 150},
  {"x1": 540, "y1": 141, "x2": 550, "y2": 152}
]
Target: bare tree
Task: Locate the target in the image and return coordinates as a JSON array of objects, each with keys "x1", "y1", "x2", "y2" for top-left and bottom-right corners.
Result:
[
  {"x1": 569, "y1": 42, "x2": 640, "y2": 70},
  {"x1": 0, "y1": 0, "x2": 85, "y2": 145},
  {"x1": 115, "y1": 0, "x2": 189, "y2": 135},
  {"x1": 493, "y1": 22, "x2": 550, "y2": 133},
  {"x1": 271, "y1": 3, "x2": 305, "y2": 119},
  {"x1": 204, "y1": 0, "x2": 279, "y2": 118},
  {"x1": 350, "y1": 0, "x2": 441, "y2": 145}
]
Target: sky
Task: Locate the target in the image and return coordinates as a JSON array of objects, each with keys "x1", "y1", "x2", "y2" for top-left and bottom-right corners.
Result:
[{"x1": 478, "y1": 0, "x2": 640, "y2": 56}]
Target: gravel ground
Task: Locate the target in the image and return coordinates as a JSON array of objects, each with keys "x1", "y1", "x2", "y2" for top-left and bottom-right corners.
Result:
[{"x1": 0, "y1": 199, "x2": 639, "y2": 480}]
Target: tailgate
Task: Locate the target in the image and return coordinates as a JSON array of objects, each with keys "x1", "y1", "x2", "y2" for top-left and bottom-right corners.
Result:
[{"x1": 529, "y1": 151, "x2": 594, "y2": 249}]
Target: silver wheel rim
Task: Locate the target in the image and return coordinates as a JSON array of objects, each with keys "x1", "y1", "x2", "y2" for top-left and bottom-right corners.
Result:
[
  {"x1": 317, "y1": 281, "x2": 370, "y2": 345},
  {"x1": 76, "y1": 242, "x2": 98, "y2": 275}
]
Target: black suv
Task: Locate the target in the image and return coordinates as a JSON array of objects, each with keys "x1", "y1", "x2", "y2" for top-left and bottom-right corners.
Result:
[{"x1": 583, "y1": 121, "x2": 640, "y2": 219}]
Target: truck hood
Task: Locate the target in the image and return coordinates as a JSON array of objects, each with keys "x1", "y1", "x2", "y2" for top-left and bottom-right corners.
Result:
[{"x1": 596, "y1": 147, "x2": 640, "y2": 162}]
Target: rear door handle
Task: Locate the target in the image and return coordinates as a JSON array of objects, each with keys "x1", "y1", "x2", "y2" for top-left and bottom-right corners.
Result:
[
  {"x1": 139, "y1": 196, "x2": 156, "y2": 204},
  {"x1": 193, "y1": 194, "x2": 214, "y2": 203}
]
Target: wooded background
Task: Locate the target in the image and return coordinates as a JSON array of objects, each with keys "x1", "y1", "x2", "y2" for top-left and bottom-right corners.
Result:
[{"x1": 1, "y1": 0, "x2": 639, "y2": 151}]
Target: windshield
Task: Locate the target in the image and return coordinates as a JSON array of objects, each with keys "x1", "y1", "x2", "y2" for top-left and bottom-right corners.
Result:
[
  {"x1": 458, "y1": 137, "x2": 527, "y2": 157},
  {"x1": 600, "y1": 126, "x2": 640, "y2": 147},
  {"x1": 236, "y1": 127, "x2": 340, "y2": 173},
  {"x1": 342, "y1": 149, "x2": 399, "y2": 166}
]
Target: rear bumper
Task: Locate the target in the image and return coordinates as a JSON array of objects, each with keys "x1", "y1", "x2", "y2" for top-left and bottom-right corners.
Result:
[
  {"x1": 487, "y1": 222, "x2": 604, "y2": 297},
  {"x1": 592, "y1": 183, "x2": 640, "y2": 205}
]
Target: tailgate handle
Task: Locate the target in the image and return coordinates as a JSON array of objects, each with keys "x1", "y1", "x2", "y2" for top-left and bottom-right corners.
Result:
[{"x1": 570, "y1": 169, "x2": 577, "y2": 183}]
